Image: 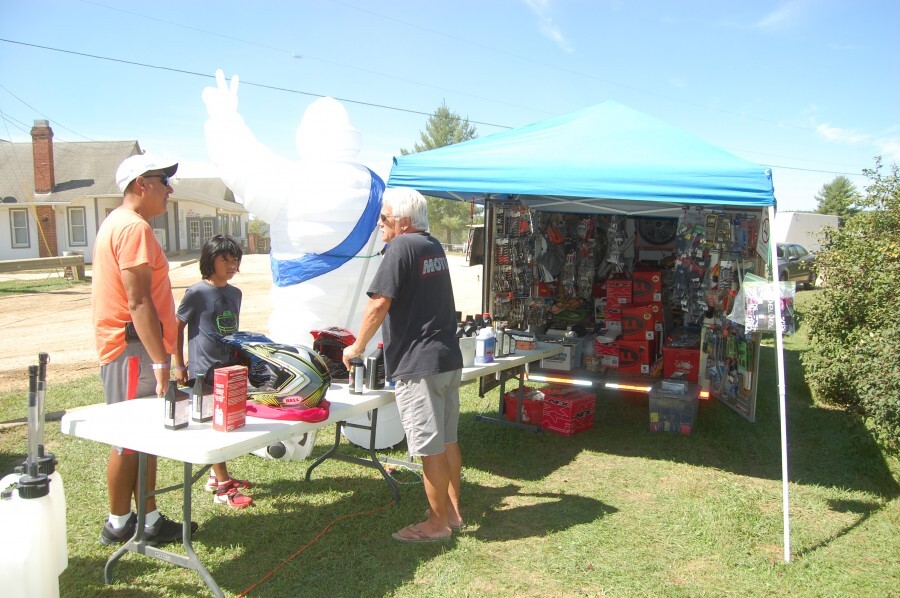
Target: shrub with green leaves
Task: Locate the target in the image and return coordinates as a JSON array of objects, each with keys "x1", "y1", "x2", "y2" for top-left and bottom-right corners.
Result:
[{"x1": 802, "y1": 157, "x2": 900, "y2": 452}]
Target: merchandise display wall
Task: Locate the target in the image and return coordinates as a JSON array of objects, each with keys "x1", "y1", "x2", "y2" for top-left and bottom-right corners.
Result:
[{"x1": 484, "y1": 201, "x2": 767, "y2": 422}]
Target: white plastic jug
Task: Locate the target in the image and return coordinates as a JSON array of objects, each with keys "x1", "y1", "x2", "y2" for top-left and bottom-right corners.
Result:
[
  {"x1": 475, "y1": 326, "x2": 496, "y2": 365},
  {"x1": 0, "y1": 472, "x2": 62, "y2": 598}
]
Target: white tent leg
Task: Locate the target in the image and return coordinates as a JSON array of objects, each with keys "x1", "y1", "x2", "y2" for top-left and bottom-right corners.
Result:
[
  {"x1": 345, "y1": 229, "x2": 380, "y2": 329},
  {"x1": 768, "y1": 205, "x2": 791, "y2": 563}
]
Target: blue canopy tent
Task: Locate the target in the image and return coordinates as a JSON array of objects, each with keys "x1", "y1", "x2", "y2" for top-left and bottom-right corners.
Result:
[
  {"x1": 387, "y1": 101, "x2": 793, "y2": 562},
  {"x1": 388, "y1": 101, "x2": 775, "y2": 216}
]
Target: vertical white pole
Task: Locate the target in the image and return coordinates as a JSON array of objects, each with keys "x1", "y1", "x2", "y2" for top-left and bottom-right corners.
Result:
[
  {"x1": 345, "y1": 229, "x2": 380, "y2": 329},
  {"x1": 768, "y1": 205, "x2": 791, "y2": 563}
]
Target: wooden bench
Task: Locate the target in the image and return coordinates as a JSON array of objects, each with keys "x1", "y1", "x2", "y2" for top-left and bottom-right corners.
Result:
[{"x1": 0, "y1": 255, "x2": 86, "y2": 281}]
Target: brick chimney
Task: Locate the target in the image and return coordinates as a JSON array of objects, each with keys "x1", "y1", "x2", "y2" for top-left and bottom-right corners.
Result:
[{"x1": 31, "y1": 119, "x2": 55, "y2": 194}]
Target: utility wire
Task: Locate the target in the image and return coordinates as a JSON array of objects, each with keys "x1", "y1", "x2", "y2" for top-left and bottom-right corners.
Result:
[{"x1": 0, "y1": 84, "x2": 96, "y2": 141}]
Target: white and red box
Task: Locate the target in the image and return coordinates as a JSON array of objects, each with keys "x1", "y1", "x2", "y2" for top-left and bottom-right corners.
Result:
[
  {"x1": 213, "y1": 365, "x2": 248, "y2": 432},
  {"x1": 662, "y1": 346, "x2": 700, "y2": 381},
  {"x1": 606, "y1": 278, "x2": 632, "y2": 306},
  {"x1": 632, "y1": 269, "x2": 663, "y2": 304},
  {"x1": 618, "y1": 304, "x2": 656, "y2": 342},
  {"x1": 541, "y1": 386, "x2": 595, "y2": 435},
  {"x1": 595, "y1": 339, "x2": 653, "y2": 374}
]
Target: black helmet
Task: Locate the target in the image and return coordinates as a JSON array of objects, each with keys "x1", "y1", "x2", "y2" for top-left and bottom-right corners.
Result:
[
  {"x1": 310, "y1": 327, "x2": 356, "y2": 382},
  {"x1": 220, "y1": 332, "x2": 331, "y2": 408}
]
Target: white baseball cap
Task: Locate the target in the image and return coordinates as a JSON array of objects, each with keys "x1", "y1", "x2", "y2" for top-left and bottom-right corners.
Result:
[{"x1": 116, "y1": 153, "x2": 178, "y2": 192}]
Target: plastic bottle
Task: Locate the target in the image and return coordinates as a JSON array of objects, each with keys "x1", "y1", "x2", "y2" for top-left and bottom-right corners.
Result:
[
  {"x1": 463, "y1": 315, "x2": 477, "y2": 337},
  {"x1": 348, "y1": 357, "x2": 365, "y2": 394},
  {"x1": 365, "y1": 343, "x2": 386, "y2": 390},
  {"x1": 164, "y1": 382, "x2": 189, "y2": 430},
  {"x1": 475, "y1": 326, "x2": 496, "y2": 364},
  {"x1": 191, "y1": 373, "x2": 212, "y2": 423},
  {"x1": 482, "y1": 313, "x2": 493, "y2": 328}
]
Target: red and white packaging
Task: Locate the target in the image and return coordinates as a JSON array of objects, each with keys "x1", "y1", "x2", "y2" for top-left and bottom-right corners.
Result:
[
  {"x1": 619, "y1": 304, "x2": 656, "y2": 341},
  {"x1": 213, "y1": 365, "x2": 248, "y2": 432},
  {"x1": 632, "y1": 269, "x2": 663, "y2": 304},
  {"x1": 614, "y1": 339, "x2": 654, "y2": 374},
  {"x1": 606, "y1": 278, "x2": 632, "y2": 306},
  {"x1": 541, "y1": 386, "x2": 595, "y2": 435}
]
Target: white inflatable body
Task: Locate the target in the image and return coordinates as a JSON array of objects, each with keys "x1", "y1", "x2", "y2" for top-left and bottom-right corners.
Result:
[{"x1": 202, "y1": 70, "x2": 383, "y2": 348}]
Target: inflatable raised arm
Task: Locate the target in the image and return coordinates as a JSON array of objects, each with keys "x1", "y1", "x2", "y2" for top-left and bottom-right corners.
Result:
[{"x1": 202, "y1": 69, "x2": 384, "y2": 346}]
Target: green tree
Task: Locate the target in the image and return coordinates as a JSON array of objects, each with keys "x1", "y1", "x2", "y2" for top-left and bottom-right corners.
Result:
[
  {"x1": 802, "y1": 157, "x2": 900, "y2": 452},
  {"x1": 815, "y1": 175, "x2": 861, "y2": 217},
  {"x1": 400, "y1": 102, "x2": 481, "y2": 245}
]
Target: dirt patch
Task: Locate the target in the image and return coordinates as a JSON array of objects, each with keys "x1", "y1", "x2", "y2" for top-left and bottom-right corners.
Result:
[{"x1": 0, "y1": 253, "x2": 482, "y2": 394}]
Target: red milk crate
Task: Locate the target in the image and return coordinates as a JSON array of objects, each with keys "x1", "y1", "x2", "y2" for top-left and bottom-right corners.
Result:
[
  {"x1": 213, "y1": 365, "x2": 248, "y2": 431},
  {"x1": 619, "y1": 304, "x2": 656, "y2": 342},
  {"x1": 632, "y1": 269, "x2": 663, "y2": 304},
  {"x1": 503, "y1": 387, "x2": 544, "y2": 424},
  {"x1": 541, "y1": 387, "x2": 595, "y2": 435}
]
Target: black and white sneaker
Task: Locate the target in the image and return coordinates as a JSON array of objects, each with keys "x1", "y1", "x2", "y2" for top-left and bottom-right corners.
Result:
[
  {"x1": 99, "y1": 512, "x2": 137, "y2": 545},
  {"x1": 142, "y1": 514, "x2": 199, "y2": 546}
]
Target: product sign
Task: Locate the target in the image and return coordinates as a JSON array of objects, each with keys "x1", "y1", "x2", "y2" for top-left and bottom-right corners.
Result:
[{"x1": 756, "y1": 211, "x2": 770, "y2": 260}]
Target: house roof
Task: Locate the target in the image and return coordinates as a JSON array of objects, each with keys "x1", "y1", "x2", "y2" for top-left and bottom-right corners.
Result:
[
  {"x1": 0, "y1": 139, "x2": 139, "y2": 203},
  {"x1": 0, "y1": 138, "x2": 244, "y2": 211}
]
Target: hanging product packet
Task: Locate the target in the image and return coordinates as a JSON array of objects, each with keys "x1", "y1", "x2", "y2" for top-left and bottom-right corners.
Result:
[{"x1": 732, "y1": 272, "x2": 796, "y2": 335}]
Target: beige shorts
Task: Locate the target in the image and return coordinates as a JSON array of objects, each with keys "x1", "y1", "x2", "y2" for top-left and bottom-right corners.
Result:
[{"x1": 394, "y1": 369, "x2": 462, "y2": 457}]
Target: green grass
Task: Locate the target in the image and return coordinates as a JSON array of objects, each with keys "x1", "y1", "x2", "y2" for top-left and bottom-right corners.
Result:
[
  {"x1": 2, "y1": 290, "x2": 898, "y2": 597},
  {"x1": 0, "y1": 276, "x2": 90, "y2": 294}
]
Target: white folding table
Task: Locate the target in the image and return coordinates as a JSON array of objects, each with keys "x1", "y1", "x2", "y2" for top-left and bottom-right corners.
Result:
[{"x1": 60, "y1": 385, "x2": 396, "y2": 597}]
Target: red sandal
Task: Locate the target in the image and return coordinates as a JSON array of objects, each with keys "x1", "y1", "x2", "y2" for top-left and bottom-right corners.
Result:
[{"x1": 213, "y1": 480, "x2": 254, "y2": 509}]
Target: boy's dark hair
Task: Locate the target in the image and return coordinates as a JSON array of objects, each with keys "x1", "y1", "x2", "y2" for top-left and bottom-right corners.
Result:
[{"x1": 199, "y1": 235, "x2": 243, "y2": 279}]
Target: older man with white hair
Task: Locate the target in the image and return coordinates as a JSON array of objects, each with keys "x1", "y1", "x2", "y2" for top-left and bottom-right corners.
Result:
[{"x1": 343, "y1": 187, "x2": 464, "y2": 542}]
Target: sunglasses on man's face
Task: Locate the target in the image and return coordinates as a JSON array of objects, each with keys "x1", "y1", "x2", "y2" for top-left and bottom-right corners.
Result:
[
  {"x1": 379, "y1": 213, "x2": 395, "y2": 224},
  {"x1": 142, "y1": 174, "x2": 171, "y2": 187}
]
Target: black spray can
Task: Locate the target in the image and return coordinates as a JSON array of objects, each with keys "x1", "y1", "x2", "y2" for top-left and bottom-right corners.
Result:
[{"x1": 365, "y1": 343, "x2": 386, "y2": 390}]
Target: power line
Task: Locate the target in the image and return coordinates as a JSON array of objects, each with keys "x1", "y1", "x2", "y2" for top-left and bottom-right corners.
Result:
[
  {"x1": 0, "y1": 38, "x2": 870, "y2": 179},
  {"x1": 0, "y1": 84, "x2": 96, "y2": 141}
]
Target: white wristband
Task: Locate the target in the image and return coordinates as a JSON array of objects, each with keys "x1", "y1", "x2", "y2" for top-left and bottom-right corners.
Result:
[{"x1": 151, "y1": 363, "x2": 170, "y2": 371}]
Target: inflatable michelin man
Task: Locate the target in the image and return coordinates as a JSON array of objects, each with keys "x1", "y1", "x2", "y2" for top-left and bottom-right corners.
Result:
[{"x1": 201, "y1": 70, "x2": 384, "y2": 347}]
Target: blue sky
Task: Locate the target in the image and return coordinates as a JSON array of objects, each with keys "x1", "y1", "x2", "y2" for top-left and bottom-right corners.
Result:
[{"x1": 1, "y1": 0, "x2": 896, "y2": 212}]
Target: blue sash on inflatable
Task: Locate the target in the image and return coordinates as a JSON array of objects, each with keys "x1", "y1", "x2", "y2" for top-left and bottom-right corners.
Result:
[{"x1": 271, "y1": 170, "x2": 385, "y2": 287}]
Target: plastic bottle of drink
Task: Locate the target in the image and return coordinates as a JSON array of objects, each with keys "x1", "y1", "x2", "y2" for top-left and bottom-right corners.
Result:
[
  {"x1": 365, "y1": 343, "x2": 386, "y2": 390},
  {"x1": 475, "y1": 326, "x2": 496, "y2": 364}
]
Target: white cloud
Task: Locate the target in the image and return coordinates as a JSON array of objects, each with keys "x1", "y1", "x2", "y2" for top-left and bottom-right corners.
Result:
[
  {"x1": 877, "y1": 139, "x2": 900, "y2": 162},
  {"x1": 524, "y1": 0, "x2": 574, "y2": 53},
  {"x1": 755, "y1": 0, "x2": 811, "y2": 30},
  {"x1": 816, "y1": 123, "x2": 870, "y2": 145}
]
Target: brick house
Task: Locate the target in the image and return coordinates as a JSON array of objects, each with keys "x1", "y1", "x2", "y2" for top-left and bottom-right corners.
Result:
[{"x1": 0, "y1": 120, "x2": 249, "y2": 263}]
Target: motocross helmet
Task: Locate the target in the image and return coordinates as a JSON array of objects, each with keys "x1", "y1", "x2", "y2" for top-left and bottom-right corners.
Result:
[
  {"x1": 220, "y1": 332, "x2": 331, "y2": 408},
  {"x1": 310, "y1": 327, "x2": 356, "y2": 382}
]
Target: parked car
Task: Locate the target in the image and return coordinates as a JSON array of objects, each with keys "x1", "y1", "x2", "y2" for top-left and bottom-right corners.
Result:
[{"x1": 777, "y1": 243, "x2": 816, "y2": 289}]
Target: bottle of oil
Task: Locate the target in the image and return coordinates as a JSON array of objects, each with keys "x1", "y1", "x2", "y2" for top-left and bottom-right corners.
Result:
[{"x1": 365, "y1": 343, "x2": 385, "y2": 390}]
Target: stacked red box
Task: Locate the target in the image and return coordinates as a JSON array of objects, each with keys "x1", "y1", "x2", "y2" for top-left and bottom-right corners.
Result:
[
  {"x1": 503, "y1": 387, "x2": 544, "y2": 424},
  {"x1": 213, "y1": 365, "x2": 248, "y2": 431},
  {"x1": 606, "y1": 278, "x2": 632, "y2": 306},
  {"x1": 595, "y1": 339, "x2": 653, "y2": 374},
  {"x1": 619, "y1": 304, "x2": 656, "y2": 341},
  {"x1": 632, "y1": 268, "x2": 663, "y2": 304},
  {"x1": 662, "y1": 347, "x2": 700, "y2": 381},
  {"x1": 541, "y1": 386, "x2": 595, "y2": 435}
]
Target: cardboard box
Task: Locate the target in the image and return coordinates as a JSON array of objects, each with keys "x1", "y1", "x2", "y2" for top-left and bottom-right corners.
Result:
[
  {"x1": 619, "y1": 304, "x2": 656, "y2": 342},
  {"x1": 649, "y1": 380, "x2": 700, "y2": 434},
  {"x1": 503, "y1": 387, "x2": 544, "y2": 424},
  {"x1": 595, "y1": 339, "x2": 653, "y2": 374},
  {"x1": 539, "y1": 343, "x2": 575, "y2": 371},
  {"x1": 632, "y1": 269, "x2": 663, "y2": 304},
  {"x1": 213, "y1": 365, "x2": 248, "y2": 432},
  {"x1": 606, "y1": 278, "x2": 632, "y2": 306},
  {"x1": 663, "y1": 346, "x2": 700, "y2": 381},
  {"x1": 541, "y1": 386, "x2": 595, "y2": 435}
]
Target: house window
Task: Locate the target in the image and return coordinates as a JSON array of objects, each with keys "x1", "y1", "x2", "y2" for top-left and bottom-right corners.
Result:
[
  {"x1": 189, "y1": 220, "x2": 201, "y2": 250},
  {"x1": 231, "y1": 215, "x2": 240, "y2": 237},
  {"x1": 203, "y1": 219, "x2": 214, "y2": 242},
  {"x1": 67, "y1": 207, "x2": 87, "y2": 246},
  {"x1": 10, "y1": 208, "x2": 30, "y2": 248}
]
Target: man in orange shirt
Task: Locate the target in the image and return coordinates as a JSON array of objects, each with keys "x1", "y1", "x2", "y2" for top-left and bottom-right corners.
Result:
[{"x1": 92, "y1": 153, "x2": 197, "y2": 546}]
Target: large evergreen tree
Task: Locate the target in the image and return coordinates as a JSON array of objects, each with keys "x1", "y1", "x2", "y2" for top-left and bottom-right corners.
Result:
[
  {"x1": 400, "y1": 102, "x2": 480, "y2": 245},
  {"x1": 815, "y1": 175, "x2": 861, "y2": 217}
]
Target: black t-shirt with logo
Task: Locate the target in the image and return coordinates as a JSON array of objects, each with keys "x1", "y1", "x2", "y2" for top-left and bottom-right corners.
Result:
[{"x1": 367, "y1": 231, "x2": 462, "y2": 379}]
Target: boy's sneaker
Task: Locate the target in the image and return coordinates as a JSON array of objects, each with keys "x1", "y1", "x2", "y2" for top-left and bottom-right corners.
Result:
[
  {"x1": 99, "y1": 512, "x2": 137, "y2": 545},
  {"x1": 142, "y1": 514, "x2": 199, "y2": 547},
  {"x1": 205, "y1": 476, "x2": 252, "y2": 492},
  {"x1": 213, "y1": 480, "x2": 254, "y2": 509}
]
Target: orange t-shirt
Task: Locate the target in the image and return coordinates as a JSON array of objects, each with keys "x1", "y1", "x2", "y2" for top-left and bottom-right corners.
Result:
[{"x1": 92, "y1": 207, "x2": 177, "y2": 365}]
